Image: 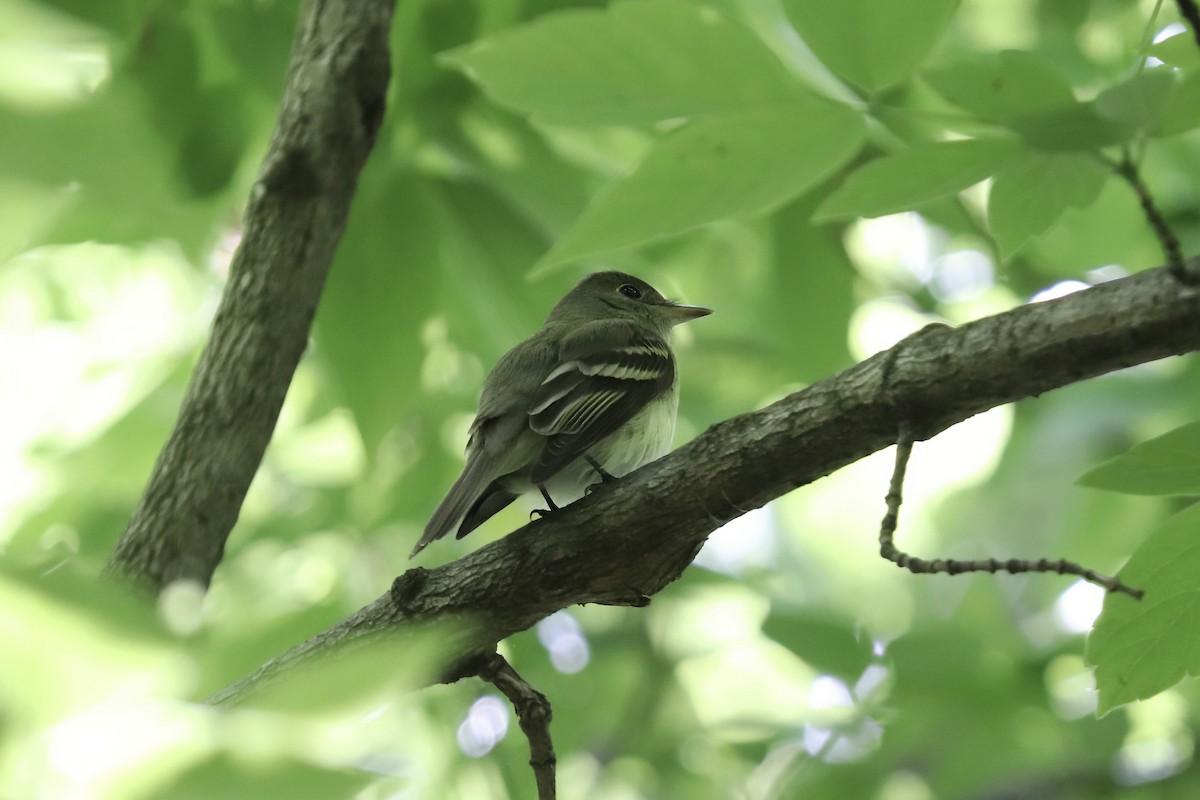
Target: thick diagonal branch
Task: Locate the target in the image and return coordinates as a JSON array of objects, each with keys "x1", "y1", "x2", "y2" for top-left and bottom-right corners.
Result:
[
  {"x1": 210, "y1": 261, "x2": 1200, "y2": 706},
  {"x1": 107, "y1": 0, "x2": 395, "y2": 592}
]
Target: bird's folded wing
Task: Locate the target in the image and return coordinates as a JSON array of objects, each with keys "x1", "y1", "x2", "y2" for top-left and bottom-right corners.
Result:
[{"x1": 527, "y1": 321, "x2": 674, "y2": 482}]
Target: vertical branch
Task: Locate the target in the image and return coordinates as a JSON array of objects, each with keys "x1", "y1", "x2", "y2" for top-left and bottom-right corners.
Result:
[
  {"x1": 107, "y1": 0, "x2": 396, "y2": 593},
  {"x1": 471, "y1": 653, "x2": 557, "y2": 800},
  {"x1": 1113, "y1": 157, "x2": 1196, "y2": 286}
]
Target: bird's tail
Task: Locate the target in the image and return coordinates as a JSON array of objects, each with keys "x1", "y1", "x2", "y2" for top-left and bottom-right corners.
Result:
[{"x1": 411, "y1": 452, "x2": 495, "y2": 558}]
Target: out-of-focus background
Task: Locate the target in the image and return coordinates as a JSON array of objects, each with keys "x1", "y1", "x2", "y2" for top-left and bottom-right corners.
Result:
[{"x1": 3, "y1": 0, "x2": 1200, "y2": 797}]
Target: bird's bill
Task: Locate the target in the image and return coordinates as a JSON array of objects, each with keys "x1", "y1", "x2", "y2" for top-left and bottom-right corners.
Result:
[{"x1": 663, "y1": 303, "x2": 713, "y2": 323}]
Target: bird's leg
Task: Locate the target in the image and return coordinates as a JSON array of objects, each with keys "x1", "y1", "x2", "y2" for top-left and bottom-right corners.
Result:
[
  {"x1": 530, "y1": 484, "x2": 561, "y2": 519},
  {"x1": 584, "y1": 456, "x2": 618, "y2": 495},
  {"x1": 585, "y1": 455, "x2": 617, "y2": 483}
]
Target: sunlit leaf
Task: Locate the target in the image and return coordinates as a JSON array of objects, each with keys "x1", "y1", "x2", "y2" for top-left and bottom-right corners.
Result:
[
  {"x1": 987, "y1": 151, "x2": 1108, "y2": 257},
  {"x1": 1089, "y1": 503, "x2": 1200, "y2": 715},
  {"x1": 782, "y1": 0, "x2": 960, "y2": 92},
  {"x1": 1079, "y1": 421, "x2": 1200, "y2": 496},
  {"x1": 815, "y1": 138, "x2": 1020, "y2": 220},
  {"x1": 534, "y1": 99, "x2": 865, "y2": 270},
  {"x1": 442, "y1": 0, "x2": 800, "y2": 125}
]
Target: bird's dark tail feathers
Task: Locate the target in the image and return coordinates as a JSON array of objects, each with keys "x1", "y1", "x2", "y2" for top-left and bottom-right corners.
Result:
[
  {"x1": 411, "y1": 453, "x2": 495, "y2": 558},
  {"x1": 457, "y1": 482, "x2": 518, "y2": 540}
]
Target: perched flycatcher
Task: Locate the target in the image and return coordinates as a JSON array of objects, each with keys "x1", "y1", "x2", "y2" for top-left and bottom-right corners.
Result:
[{"x1": 411, "y1": 271, "x2": 711, "y2": 558}]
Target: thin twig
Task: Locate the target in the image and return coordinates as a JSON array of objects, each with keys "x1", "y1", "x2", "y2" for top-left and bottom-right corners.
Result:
[
  {"x1": 1177, "y1": 0, "x2": 1200, "y2": 52},
  {"x1": 879, "y1": 427, "x2": 1145, "y2": 600},
  {"x1": 474, "y1": 653, "x2": 556, "y2": 800},
  {"x1": 1112, "y1": 156, "x2": 1197, "y2": 286}
]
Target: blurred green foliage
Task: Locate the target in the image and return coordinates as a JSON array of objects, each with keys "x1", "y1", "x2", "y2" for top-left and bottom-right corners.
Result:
[{"x1": 2, "y1": 0, "x2": 1200, "y2": 798}]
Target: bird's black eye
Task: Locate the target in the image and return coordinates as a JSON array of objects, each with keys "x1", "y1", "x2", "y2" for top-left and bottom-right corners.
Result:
[{"x1": 618, "y1": 284, "x2": 642, "y2": 299}]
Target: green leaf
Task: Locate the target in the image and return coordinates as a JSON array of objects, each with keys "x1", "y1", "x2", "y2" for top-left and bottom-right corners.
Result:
[
  {"x1": 993, "y1": 50, "x2": 1075, "y2": 116},
  {"x1": 1093, "y1": 69, "x2": 1175, "y2": 131},
  {"x1": 315, "y1": 172, "x2": 443, "y2": 456},
  {"x1": 1155, "y1": 69, "x2": 1200, "y2": 137},
  {"x1": 923, "y1": 59, "x2": 1010, "y2": 121},
  {"x1": 987, "y1": 151, "x2": 1108, "y2": 257},
  {"x1": 782, "y1": 0, "x2": 959, "y2": 92},
  {"x1": 442, "y1": 0, "x2": 799, "y2": 126},
  {"x1": 769, "y1": 193, "x2": 856, "y2": 382},
  {"x1": 926, "y1": 51, "x2": 1138, "y2": 150},
  {"x1": 1151, "y1": 31, "x2": 1200, "y2": 70},
  {"x1": 534, "y1": 99, "x2": 866, "y2": 271},
  {"x1": 0, "y1": 88, "x2": 222, "y2": 257},
  {"x1": 761, "y1": 608, "x2": 874, "y2": 679},
  {"x1": 1089, "y1": 502, "x2": 1200, "y2": 714},
  {"x1": 815, "y1": 137, "x2": 1020, "y2": 220},
  {"x1": 161, "y1": 755, "x2": 371, "y2": 800},
  {"x1": 926, "y1": 52, "x2": 1146, "y2": 150},
  {"x1": 1079, "y1": 421, "x2": 1200, "y2": 496},
  {"x1": 210, "y1": 2, "x2": 298, "y2": 99},
  {"x1": 924, "y1": 50, "x2": 1073, "y2": 122},
  {"x1": 175, "y1": 83, "x2": 254, "y2": 198},
  {"x1": 1008, "y1": 102, "x2": 1135, "y2": 150}
]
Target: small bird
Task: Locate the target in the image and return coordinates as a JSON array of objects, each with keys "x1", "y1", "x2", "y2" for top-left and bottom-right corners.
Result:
[{"x1": 411, "y1": 271, "x2": 711, "y2": 558}]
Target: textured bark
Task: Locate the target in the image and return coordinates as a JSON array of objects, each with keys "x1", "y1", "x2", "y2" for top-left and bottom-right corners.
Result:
[
  {"x1": 107, "y1": 0, "x2": 395, "y2": 592},
  {"x1": 210, "y1": 262, "x2": 1200, "y2": 706}
]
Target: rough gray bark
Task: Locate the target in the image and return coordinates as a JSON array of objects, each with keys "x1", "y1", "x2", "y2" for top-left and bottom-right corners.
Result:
[
  {"x1": 209, "y1": 262, "x2": 1200, "y2": 706},
  {"x1": 107, "y1": 0, "x2": 395, "y2": 592}
]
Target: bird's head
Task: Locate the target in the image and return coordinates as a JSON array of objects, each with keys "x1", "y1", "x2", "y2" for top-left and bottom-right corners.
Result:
[{"x1": 547, "y1": 271, "x2": 712, "y2": 334}]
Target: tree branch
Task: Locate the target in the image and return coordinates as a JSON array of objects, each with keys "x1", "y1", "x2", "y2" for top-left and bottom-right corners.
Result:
[
  {"x1": 106, "y1": 0, "x2": 396, "y2": 592},
  {"x1": 878, "y1": 425, "x2": 1143, "y2": 598},
  {"x1": 209, "y1": 261, "x2": 1200, "y2": 706},
  {"x1": 462, "y1": 652, "x2": 557, "y2": 800},
  {"x1": 1113, "y1": 156, "x2": 1195, "y2": 285}
]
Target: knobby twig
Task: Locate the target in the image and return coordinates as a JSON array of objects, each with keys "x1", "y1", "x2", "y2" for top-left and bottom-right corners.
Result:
[
  {"x1": 878, "y1": 427, "x2": 1145, "y2": 599},
  {"x1": 1177, "y1": 0, "x2": 1200, "y2": 52},
  {"x1": 207, "y1": 263, "x2": 1199, "y2": 706},
  {"x1": 105, "y1": 0, "x2": 396, "y2": 592},
  {"x1": 464, "y1": 653, "x2": 556, "y2": 800},
  {"x1": 1113, "y1": 156, "x2": 1197, "y2": 286}
]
